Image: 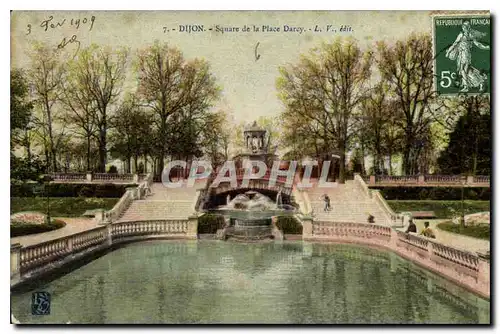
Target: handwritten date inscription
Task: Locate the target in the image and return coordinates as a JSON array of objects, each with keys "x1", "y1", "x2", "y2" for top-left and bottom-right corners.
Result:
[{"x1": 40, "y1": 15, "x2": 96, "y2": 32}]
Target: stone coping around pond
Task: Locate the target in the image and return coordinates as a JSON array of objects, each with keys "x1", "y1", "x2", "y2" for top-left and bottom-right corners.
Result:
[
  {"x1": 11, "y1": 220, "x2": 489, "y2": 300},
  {"x1": 303, "y1": 222, "x2": 489, "y2": 299}
]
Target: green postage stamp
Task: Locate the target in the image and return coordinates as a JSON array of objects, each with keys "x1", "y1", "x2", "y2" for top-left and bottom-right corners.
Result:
[{"x1": 433, "y1": 15, "x2": 491, "y2": 95}]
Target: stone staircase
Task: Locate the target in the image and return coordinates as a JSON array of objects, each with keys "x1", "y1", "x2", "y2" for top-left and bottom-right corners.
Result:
[
  {"x1": 117, "y1": 182, "x2": 202, "y2": 222},
  {"x1": 305, "y1": 180, "x2": 391, "y2": 225}
]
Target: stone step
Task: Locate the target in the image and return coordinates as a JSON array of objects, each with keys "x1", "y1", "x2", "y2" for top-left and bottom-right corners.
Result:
[
  {"x1": 118, "y1": 200, "x2": 194, "y2": 222},
  {"x1": 302, "y1": 180, "x2": 390, "y2": 225}
]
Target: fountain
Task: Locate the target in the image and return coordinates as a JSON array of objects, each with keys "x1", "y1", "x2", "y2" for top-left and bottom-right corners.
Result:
[
  {"x1": 200, "y1": 120, "x2": 296, "y2": 241},
  {"x1": 209, "y1": 190, "x2": 296, "y2": 240}
]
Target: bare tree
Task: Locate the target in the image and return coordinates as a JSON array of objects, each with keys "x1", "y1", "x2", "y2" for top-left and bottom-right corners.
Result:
[
  {"x1": 136, "y1": 42, "x2": 219, "y2": 175},
  {"x1": 62, "y1": 62, "x2": 98, "y2": 171},
  {"x1": 69, "y1": 44, "x2": 128, "y2": 172},
  {"x1": 376, "y1": 33, "x2": 435, "y2": 175},
  {"x1": 277, "y1": 38, "x2": 372, "y2": 183},
  {"x1": 28, "y1": 43, "x2": 66, "y2": 172}
]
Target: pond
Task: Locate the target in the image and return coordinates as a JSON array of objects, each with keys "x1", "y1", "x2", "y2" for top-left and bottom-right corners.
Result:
[{"x1": 11, "y1": 240, "x2": 490, "y2": 324}]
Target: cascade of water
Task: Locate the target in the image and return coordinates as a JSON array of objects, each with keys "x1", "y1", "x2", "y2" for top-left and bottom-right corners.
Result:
[{"x1": 276, "y1": 190, "x2": 282, "y2": 207}]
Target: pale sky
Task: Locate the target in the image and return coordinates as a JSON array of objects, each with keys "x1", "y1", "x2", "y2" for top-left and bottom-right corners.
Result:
[{"x1": 11, "y1": 11, "x2": 436, "y2": 125}]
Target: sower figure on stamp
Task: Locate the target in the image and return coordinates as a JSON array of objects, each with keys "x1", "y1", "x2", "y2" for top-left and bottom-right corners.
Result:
[{"x1": 446, "y1": 21, "x2": 490, "y2": 92}]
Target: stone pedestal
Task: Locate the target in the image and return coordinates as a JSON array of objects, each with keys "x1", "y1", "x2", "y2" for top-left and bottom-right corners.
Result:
[
  {"x1": 301, "y1": 215, "x2": 313, "y2": 240},
  {"x1": 477, "y1": 257, "x2": 490, "y2": 294},
  {"x1": 105, "y1": 223, "x2": 113, "y2": 246},
  {"x1": 86, "y1": 172, "x2": 93, "y2": 182},
  {"x1": 126, "y1": 187, "x2": 138, "y2": 200},
  {"x1": 187, "y1": 215, "x2": 199, "y2": 239},
  {"x1": 10, "y1": 243, "x2": 22, "y2": 281},
  {"x1": 94, "y1": 209, "x2": 106, "y2": 225}
]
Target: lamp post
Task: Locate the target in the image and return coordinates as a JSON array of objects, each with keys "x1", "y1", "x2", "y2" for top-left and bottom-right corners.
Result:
[{"x1": 39, "y1": 175, "x2": 54, "y2": 224}]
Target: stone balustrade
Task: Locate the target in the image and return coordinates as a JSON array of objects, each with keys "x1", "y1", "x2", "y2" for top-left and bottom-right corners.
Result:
[
  {"x1": 473, "y1": 175, "x2": 490, "y2": 184},
  {"x1": 51, "y1": 173, "x2": 87, "y2": 182},
  {"x1": 396, "y1": 230, "x2": 428, "y2": 251},
  {"x1": 372, "y1": 189, "x2": 399, "y2": 223},
  {"x1": 430, "y1": 241, "x2": 479, "y2": 271},
  {"x1": 14, "y1": 226, "x2": 108, "y2": 278},
  {"x1": 354, "y1": 173, "x2": 371, "y2": 198},
  {"x1": 11, "y1": 217, "x2": 198, "y2": 287},
  {"x1": 312, "y1": 222, "x2": 392, "y2": 244},
  {"x1": 104, "y1": 190, "x2": 134, "y2": 223},
  {"x1": 366, "y1": 174, "x2": 490, "y2": 187},
  {"x1": 11, "y1": 215, "x2": 490, "y2": 299},
  {"x1": 301, "y1": 219, "x2": 489, "y2": 298},
  {"x1": 424, "y1": 174, "x2": 463, "y2": 183},
  {"x1": 49, "y1": 172, "x2": 143, "y2": 184},
  {"x1": 355, "y1": 174, "x2": 400, "y2": 225},
  {"x1": 112, "y1": 220, "x2": 189, "y2": 240}
]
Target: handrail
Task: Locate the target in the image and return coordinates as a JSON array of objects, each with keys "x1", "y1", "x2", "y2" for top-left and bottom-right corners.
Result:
[
  {"x1": 354, "y1": 173, "x2": 371, "y2": 198},
  {"x1": 104, "y1": 190, "x2": 134, "y2": 223},
  {"x1": 372, "y1": 189, "x2": 398, "y2": 222}
]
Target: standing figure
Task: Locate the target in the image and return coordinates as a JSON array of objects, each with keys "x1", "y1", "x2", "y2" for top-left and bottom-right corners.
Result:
[
  {"x1": 445, "y1": 21, "x2": 490, "y2": 92},
  {"x1": 322, "y1": 194, "x2": 331, "y2": 212}
]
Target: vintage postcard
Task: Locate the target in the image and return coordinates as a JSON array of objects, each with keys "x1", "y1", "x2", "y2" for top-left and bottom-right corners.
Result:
[{"x1": 10, "y1": 10, "x2": 490, "y2": 324}]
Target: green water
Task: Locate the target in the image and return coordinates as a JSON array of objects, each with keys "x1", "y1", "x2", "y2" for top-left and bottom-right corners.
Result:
[{"x1": 11, "y1": 240, "x2": 490, "y2": 324}]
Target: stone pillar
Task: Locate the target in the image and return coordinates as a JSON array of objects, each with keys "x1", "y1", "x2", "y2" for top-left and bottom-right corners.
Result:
[
  {"x1": 427, "y1": 239, "x2": 434, "y2": 259},
  {"x1": 477, "y1": 257, "x2": 490, "y2": 296},
  {"x1": 126, "y1": 187, "x2": 138, "y2": 200},
  {"x1": 467, "y1": 175, "x2": 474, "y2": 185},
  {"x1": 301, "y1": 215, "x2": 313, "y2": 240},
  {"x1": 105, "y1": 222, "x2": 113, "y2": 246},
  {"x1": 187, "y1": 215, "x2": 199, "y2": 239},
  {"x1": 86, "y1": 172, "x2": 93, "y2": 182},
  {"x1": 10, "y1": 243, "x2": 22, "y2": 281},
  {"x1": 369, "y1": 175, "x2": 376, "y2": 185},
  {"x1": 133, "y1": 173, "x2": 139, "y2": 183},
  {"x1": 418, "y1": 175, "x2": 425, "y2": 184},
  {"x1": 390, "y1": 228, "x2": 398, "y2": 250},
  {"x1": 94, "y1": 209, "x2": 106, "y2": 225}
]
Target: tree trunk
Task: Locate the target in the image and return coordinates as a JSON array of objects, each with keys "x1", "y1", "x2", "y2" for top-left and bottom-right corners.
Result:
[
  {"x1": 388, "y1": 152, "x2": 393, "y2": 176},
  {"x1": 98, "y1": 129, "x2": 107, "y2": 173},
  {"x1": 338, "y1": 142, "x2": 346, "y2": 184},
  {"x1": 86, "y1": 136, "x2": 91, "y2": 172},
  {"x1": 157, "y1": 153, "x2": 164, "y2": 178},
  {"x1": 360, "y1": 141, "x2": 366, "y2": 175}
]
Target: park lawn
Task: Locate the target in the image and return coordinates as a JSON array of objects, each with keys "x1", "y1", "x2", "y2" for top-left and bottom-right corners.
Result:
[
  {"x1": 387, "y1": 200, "x2": 490, "y2": 219},
  {"x1": 10, "y1": 197, "x2": 119, "y2": 217},
  {"x1": 437, "y1": 221, "x2": 490, "y2": 240}
]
